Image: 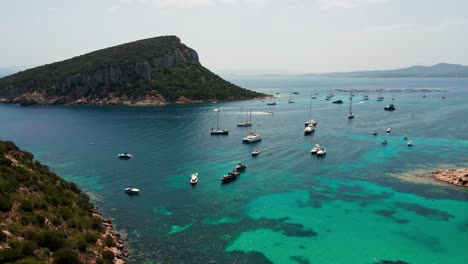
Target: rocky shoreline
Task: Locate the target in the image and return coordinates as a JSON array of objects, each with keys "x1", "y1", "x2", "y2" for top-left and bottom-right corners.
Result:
[
  {"x1": 91, "y1": 208, "x2": 129, "y2": 264},
  {"x1": 0, "y1": 91, "x2": 268, "y2": 106},
  {"x1": 432, "y1": 168, "x2": 468, "y2": 187}
]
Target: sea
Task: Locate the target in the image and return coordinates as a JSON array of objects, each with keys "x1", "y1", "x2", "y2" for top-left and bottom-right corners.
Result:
[{"x1": 1, "y1": 76, "x2": 467, "y2": 264}]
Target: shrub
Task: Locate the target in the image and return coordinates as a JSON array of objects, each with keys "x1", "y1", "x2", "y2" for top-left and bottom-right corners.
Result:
[
  {"x1": 22, "y1": 240, "x2": 38, "y2": 256},
  {"x1": 37, "y1": 230, "x2": 66, "y2": 252},
  {"x1": 0, "y1": 195, "x2": 12, "y2": 212},
  {"x1": 74, "y1": 237, "x2": 87, "y2": 252},
  {"x1": 0, "y1": 230, "x2": 6, "y2": 242},
  {"x1": 20, "y1": 199, "x2": 34, "y2": 212},
  {"x1": 53, "y1": 248, "x2": 81, "y2": 264},
  {"x1": 84, "y1": 231, "x2": 98, "y2": 244},
  {"x1": 102, "y1": 250, "x2": 115, "y2": 263},
  {"x1": 104, "y1": 235, "x2": 115, "y2": 247}
]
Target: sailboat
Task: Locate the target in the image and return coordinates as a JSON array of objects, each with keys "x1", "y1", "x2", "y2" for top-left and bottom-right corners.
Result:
[
  {"x1": 304, "y1": 103, "x2": 317, "y2": 127},
  {"x1": 311, "y1": 88, "x2": 317, "y2": 99},
  {"x1": 210, "y1": 109, "x2": 229, "y2": 135},
  {"x1": 288, "y1": 91, "x2": 295, "y2": 103},
  {"x1": 348, "y1": 90, "x2": 355, "y2": 119},
  {"x1": 237, "y1": 107, "x2": 252, "y2": 127},
  {"x1": 242, "y1": 111, "x2": 261, "y2": 143}
]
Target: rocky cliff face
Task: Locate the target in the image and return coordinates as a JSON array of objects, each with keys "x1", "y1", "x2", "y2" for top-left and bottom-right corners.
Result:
[
  {"x1": 0, "y1": 36, "x2": 262, "y2": 106},
  {"x1": 1, "y1": 47, "x2": 199, "y2": 105}
]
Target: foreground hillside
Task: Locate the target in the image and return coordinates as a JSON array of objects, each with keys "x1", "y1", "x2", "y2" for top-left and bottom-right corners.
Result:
[
  {"x1": 0, "y1": 140, "x2": 126, "y2": 263},
  {"x1": 0, "y1": 36, "x2": 263, "y2": 105}
]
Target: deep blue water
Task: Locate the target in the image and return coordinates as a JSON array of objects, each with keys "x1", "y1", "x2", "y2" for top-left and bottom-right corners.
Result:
[{"x1": 1, "y1": 77, "x2": 467, "y2": 264}]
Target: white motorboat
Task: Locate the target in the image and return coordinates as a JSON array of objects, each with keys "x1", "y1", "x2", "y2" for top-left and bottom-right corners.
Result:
[
  {"x1": 316, "y1": 148, "x2": 327, "y2": 156},
  {"x1": 310, "y1": 144, "x2": 320, "y2": 154},
  {"x1": 190, "y1": 173, "x2": 198, "y2": 185},
  {"x1": 252, "y1": 149, "x2": 261, "y2": 156},
  {"x1": 304, "y1": 125, "x2": 315, "y2": 135},
  {"x1": 403, "y1": 135, "x2": 408, "y2": 140},
  {"x1": 407, "y1": 141, "x2": 413, "y2": 146},
  {"x1": 266, "y1": 101, "x2": 277, "y2": 105},
  {"x1": 386, "y1": 128, "x2": 391, "y2": 133},
  {"x1": 372, "y1": 130, "x2": 378, "y2": 135},
  {"x1": 124, "y1": 187, "x2": 140, "y2": 194},
  {"x1": 243, "y1": 132, "x2": 262, "y2": 143},
  {"x1": 118, "y1": 153, "x2": 133, "y2": 159}
]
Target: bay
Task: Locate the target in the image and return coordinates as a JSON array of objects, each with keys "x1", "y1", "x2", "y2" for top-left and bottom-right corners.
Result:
[{"x1": 0, "y1": 77, "x2": 467, "y2": 264}]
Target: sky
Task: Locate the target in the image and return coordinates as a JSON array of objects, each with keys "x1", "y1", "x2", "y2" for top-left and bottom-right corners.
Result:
[{"x1": 1, "y1": 0, "x2": 468, "y2": 74}]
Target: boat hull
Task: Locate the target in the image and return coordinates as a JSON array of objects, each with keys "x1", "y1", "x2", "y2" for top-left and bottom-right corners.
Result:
[{"x1": 211, "y1": 130, "x2": 229, "y2": 135}]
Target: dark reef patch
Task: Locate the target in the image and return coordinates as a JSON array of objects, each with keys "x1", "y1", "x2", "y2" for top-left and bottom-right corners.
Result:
[
  {"x1": 396, "y1": 202, "x2": 453, "y2": 221},
  {"x1": 289, "y1": 255, "x2": 310, "y2": 264}
]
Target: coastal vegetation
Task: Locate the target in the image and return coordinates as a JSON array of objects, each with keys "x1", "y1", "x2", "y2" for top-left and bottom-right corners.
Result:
[
  {"x1": 0, "y1": 36, "x2": 263, "y2": 105},
  {"x1": 0, "y1": 140, "x2": 123, "y2": 263}
]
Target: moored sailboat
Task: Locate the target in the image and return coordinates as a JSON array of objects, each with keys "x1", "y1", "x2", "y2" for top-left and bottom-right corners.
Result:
[
  {"x1": 237, "y1": 107, "x2": 252, "y2": 127},
  {"x1": 211, "y1": 109, "x2": 229, "y2": 135}
]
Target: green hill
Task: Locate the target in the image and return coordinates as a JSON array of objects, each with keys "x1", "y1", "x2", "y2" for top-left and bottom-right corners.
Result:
[
  {"x1": 0, "y1": 36, "x2": 263, "y2": 105},
  {"x1": 0, "y1": 140, "x2": 124, "y2": 264}
]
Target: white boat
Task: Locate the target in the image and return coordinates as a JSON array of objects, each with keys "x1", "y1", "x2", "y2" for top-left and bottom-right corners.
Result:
[
  {"x1": 316, "y1": 148, "x2": 327, "y2": 156},
  {"x1": 372, "y1": 130, "x2": 378, "y2": 135},
  {"x1": 211, "y1": 109, "x2": 229, "y2": 135},
  {"x1": 407, "y1": 141, "x2": 413, "y2": 146},
  {"x1": 252, "y1": 149, "x2": 261, "y2": 156},
  {"x1": 213, "y1": 108, "x2": 222, "y2": 111},
  {"x1": 237, "y1": 107, "x2": 252, "y2": 127},
  {"x1": 386, "y1": 128, "x2": 391, "y2": 133},
  {"x1": 403, "y1": 135, "x2": 408, "y2": 140},
  {"x1": 288, "y1": 92, "x2": 295, "y2": 103},
  {"x1": 124, "y1": 187, "x2": 140, "y2": 194},
  {"x1": 267, "y1": 92, "x2": 276, "y2": 105},
  {"x1": 118, "y1": 153, "x2": 133, "y2": 159},
  {"x1": 382, "y1": 139, "x2": 388, "y2": 145},
  {"x1": 190, "y1": 173, "x2": 198, "y2": 185},
  {"x1": 310, "y1": 144, "x2": 320, "y2": 154},
  {"x1": 243, "y1": 132, "x2": 262, "y2": 143},
  {"x1": 304, "y1": 125, "x2": 315, "y2": 135}
]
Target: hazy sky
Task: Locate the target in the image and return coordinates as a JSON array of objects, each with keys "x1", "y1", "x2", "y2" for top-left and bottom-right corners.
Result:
[{"x1": 1, "y1": 0, "x2": 468, "y2": 74}]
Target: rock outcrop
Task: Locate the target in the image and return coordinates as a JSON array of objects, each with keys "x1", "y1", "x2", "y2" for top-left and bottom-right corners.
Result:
[{"x1": 432, "y1": 168, "x2": 468, "y2": 187}]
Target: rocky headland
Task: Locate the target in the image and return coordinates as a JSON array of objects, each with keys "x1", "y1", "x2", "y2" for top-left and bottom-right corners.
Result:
[{"x1": 0, "y1": 36, "x2": 263, "y2": 106}]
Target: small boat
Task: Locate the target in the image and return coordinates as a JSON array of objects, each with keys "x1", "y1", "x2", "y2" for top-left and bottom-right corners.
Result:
[
  {"x1": 118, "y1": 153, "x2": 133, "y2": 159},
  {"x1": 363, "y1": 95, "x2": 369, "y2": 100},
  {"x1": 288, "y1": 98, "x2": 295, "y2": 103},
  {"x1": 275, "y1": 92, "x2": 280, "y2": 94},
  {"x1": 293, "y1": 92, "x2": 299, "y2": 95},
  {"x1": 333, "y1": 99, "x2": 343, "y2": 104},
  {"x1": 252, "y1": 149, "x2": 261, "y2": 156},
  {"x1": 266, "y1": 101, "x2": 277, "y2": 105},
  {"x1": 235, "y1": 163, "x2": 247, "y2": 171},
  {"x1": 304, "y1": 125, "x2": 315, "y2": 135},
  {"x1": 213, "y1": 108, "x2": 222, "y2": 111},
  {"x1": 190, "y1": 173, "x2": 198, "y2": 185},
  {"x1": 384, "y1": 104, "x2": 396, "y2": 111},
  {"x1": 386, "y1": 128, "x2": 391, "y2": 133},
  {"x1": 310, "y1": 144, "x2": 320, "y2": 155},
  {"x1": 382, "y1": 139, "x2": 388, "y2": 145},
  {"x1": 316, "y1": 148, "x2": 327, "y2": 156},
  {"x1": 124, "y1": 187, "x2": 140, "y2": 194},
  {"x1": 221, "y1": 171, "x2": 240, "y2": 183},
  {"x1": 311, "y1": 96, "x2": 317, "y2": 99},
  {"x1": 372, "y1": 130, "x2": 378, "y2": 135},
  {"x1": 325, "y1": 97, "x2": 331, "y2": 101},
  {"x1": 403, "y1": 135, "x2": 408, "y2": 140},
  {"x1": 441, "y1": 96, "x2": 446, "y2": 99},
  {"x1": 243, "y1": 131, "x2": 262, "y2": 143},
  {"x1": 407, "y1": 141, "x2": 413, "y2": 146}
]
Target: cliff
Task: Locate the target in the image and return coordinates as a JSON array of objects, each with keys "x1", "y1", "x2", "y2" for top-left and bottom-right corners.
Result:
[
  {"x1": 0, "y1": 140, "x2": 127, "y2": 263},
  {"x1": 0, "y1": 36, "x2": 263, "y2": 105}
]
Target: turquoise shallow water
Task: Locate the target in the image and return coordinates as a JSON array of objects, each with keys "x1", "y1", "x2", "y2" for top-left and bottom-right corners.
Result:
[{"x1": 0, "y1": 77, "x2": 467, "y2": 263}]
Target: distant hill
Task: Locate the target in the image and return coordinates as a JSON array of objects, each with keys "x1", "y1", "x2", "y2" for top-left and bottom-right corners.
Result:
[
  {"x1": 310, "y1": 63, "x2": 468, "y2": 78},
  {"x1": 0, "y1": 140, "x2": 126, "y2": 263},
  {"x1": 0, "y1": 36, "x2": 263, "y2": 105}
]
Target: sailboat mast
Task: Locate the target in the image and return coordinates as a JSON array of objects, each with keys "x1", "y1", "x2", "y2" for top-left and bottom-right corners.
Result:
[
  {"x1": 349, "y1": 90, "x2": 353, "y2": 113},
  {"x1": 217, "y1": 109, "x2": 220, "y2": 130}
]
